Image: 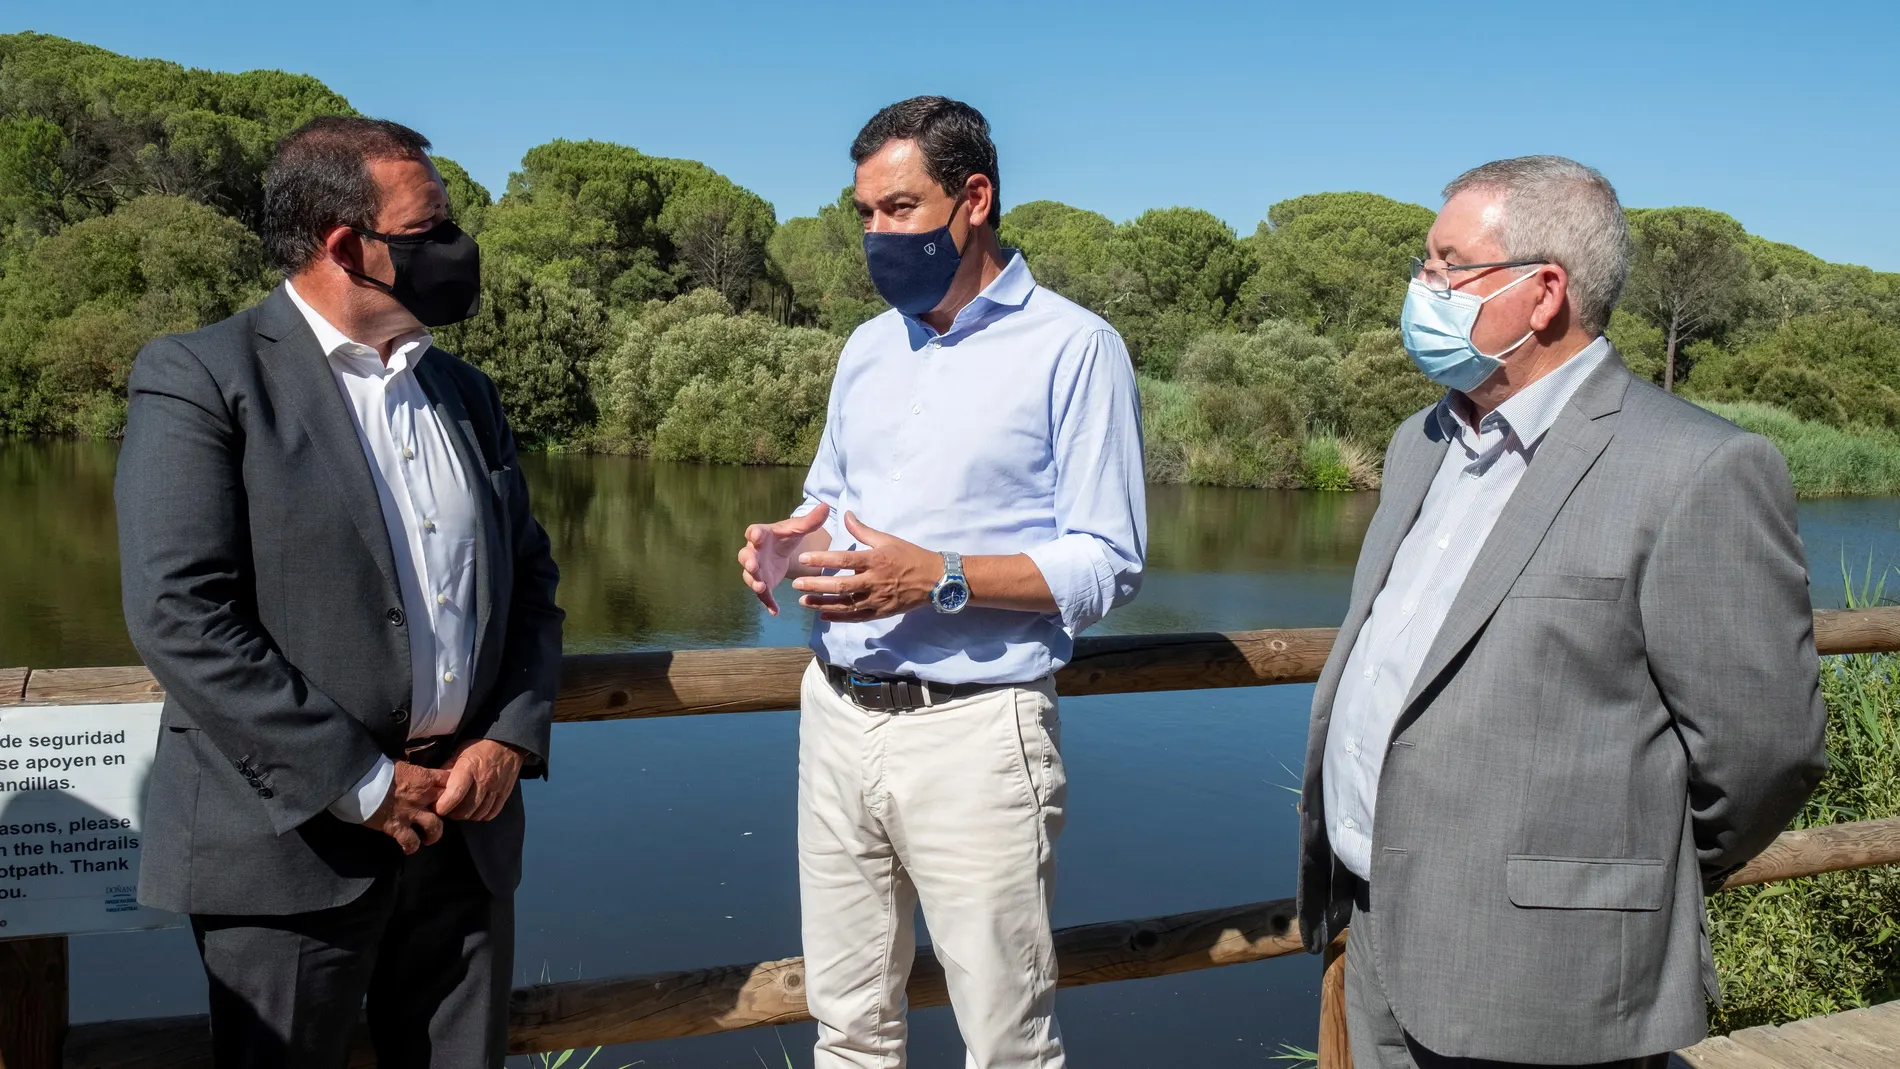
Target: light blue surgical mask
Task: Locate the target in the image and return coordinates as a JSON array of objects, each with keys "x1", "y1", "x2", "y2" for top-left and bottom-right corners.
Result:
[{"x1": 1399, "y1": 270, "x2": 1540, "y2": 393}]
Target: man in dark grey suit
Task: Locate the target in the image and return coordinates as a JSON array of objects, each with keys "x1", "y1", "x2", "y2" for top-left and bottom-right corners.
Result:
[
  {"x1": 117, "y1": 117, "x2": 561, "y2": 1069},
  {"x1": 1298, "y1": 156, "x2": 1826, "y2": 1068}
]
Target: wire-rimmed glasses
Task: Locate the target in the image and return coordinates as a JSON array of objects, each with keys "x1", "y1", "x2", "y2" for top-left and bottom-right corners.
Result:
[{"x1": 1410, "y1": 256, "x2": 1549, "y2": 295}]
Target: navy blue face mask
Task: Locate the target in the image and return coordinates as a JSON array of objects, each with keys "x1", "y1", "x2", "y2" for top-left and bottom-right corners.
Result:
[{"x1": 862, "y1": 201, "x2": 964, "y2": 316}]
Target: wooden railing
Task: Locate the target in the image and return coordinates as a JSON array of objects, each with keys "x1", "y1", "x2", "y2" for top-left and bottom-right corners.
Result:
[{"x1": 8, "y1": 607, "x2": 1900, "y2": 1069}]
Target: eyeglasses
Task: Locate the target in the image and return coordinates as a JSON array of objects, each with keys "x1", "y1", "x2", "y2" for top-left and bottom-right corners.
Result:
[{"x1": 1410, "y1": 256, "x2": 1549, "y2": 296}]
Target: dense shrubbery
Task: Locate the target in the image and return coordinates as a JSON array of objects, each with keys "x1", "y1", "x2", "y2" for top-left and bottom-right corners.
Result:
[
  {"x1": 589, "y1": 289, "x2": 839, "y2": 464},
  {"x1": 6, "y1": 32, "x2": 1900, "y2": 492},
  {"x1": 1141, "y1": 322, "x2": 1434, "y2": 489},
  {"x1": 0, "y1": 193, "x2": 272, "y2": 434}
]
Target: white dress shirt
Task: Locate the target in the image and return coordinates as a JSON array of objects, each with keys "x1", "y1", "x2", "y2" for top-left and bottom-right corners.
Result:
[
  {"x1": 794, "y1": 251, "x2": 1146, "y2": 684},
  {"x1": 285, "y1": 283, "x2": 479, "y2": 824},
  {"x1": 1322, "y1": 337, "x2": 1612, "y2": 880}
]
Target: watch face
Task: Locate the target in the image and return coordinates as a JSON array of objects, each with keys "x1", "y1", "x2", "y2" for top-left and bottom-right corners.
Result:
[{"x1": 935, "y1": 578, "x2": 971, "y2": 613}]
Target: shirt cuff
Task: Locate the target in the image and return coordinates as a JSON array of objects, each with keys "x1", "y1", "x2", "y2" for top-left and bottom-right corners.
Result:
[
  {"x1": 1023, "y1": 534, "x2": 1119, "y2": 635},
  {"x1": 327, "y1": 754, "x2": 396, "y2": 824},
  {"x1": 792, "y1": 496, "x2": 845, "y2": 547}
]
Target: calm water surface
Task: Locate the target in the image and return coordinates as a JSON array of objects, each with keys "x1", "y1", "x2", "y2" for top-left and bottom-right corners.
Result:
[{"x1": 3, "y1": 441, "x2": 1896, "y2": 1068}]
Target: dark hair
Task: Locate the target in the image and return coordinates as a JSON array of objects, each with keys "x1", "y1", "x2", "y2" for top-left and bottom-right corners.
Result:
[
  {"x1": 850, "y1": 96, "x2": 1000, "y2": 222},
  {"x1": 262, "y1": 116, "x2": 432, "y2": 274}
]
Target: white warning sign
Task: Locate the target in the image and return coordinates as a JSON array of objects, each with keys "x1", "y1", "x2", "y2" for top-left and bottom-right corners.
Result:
[{"x1": 0, "y1": 702, "x2": 178, "y2": 938}]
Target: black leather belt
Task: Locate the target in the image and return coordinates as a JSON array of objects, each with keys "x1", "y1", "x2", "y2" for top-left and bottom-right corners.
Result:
[
  {"x1": 402, "y1": 734, "x2": 457, "y2": 767},
  {"x1": 822, "y1": 663, "x2": 1002, "y2": 713}
]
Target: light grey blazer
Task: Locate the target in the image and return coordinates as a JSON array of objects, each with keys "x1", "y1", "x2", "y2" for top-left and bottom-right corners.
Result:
[{"x1": 1297, "y1": 351, "x2": 1827, "y2": 1062}]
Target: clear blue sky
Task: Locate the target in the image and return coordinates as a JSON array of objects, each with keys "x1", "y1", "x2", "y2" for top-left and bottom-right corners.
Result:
[{"x1": 11, "y1": 1, "x2": 1898, "y2": 270}]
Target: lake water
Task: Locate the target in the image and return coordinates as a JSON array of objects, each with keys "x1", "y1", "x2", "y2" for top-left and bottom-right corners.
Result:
[{"x1": 3, "y1": 441, "x2": 1897, "y2": 1068}]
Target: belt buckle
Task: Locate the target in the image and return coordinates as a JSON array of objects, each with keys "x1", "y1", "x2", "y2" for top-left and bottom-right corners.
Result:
[{"x1": 843, "y1": 672, "x2": 892, "y2": 712}]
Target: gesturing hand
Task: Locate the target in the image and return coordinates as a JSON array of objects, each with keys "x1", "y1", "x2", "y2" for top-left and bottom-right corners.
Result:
[
  {"x1": 792, "y1": 512, "x2": 942, "y2": 622},
  {"x1": 368, "y1": 761, "x2": 451, "y2": 855},
  {"x1": 435, "y1": 739, "x2": 526, "y2": 823},
  {"x1": 738, "y1": 503, "x2": 830, "y2": 615}
]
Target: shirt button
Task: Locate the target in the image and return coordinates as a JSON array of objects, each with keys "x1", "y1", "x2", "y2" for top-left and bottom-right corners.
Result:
[
  {"x1": 1362, "y1": 668, "x2": 1375, "y2": 680},
  {"x1": 1437, "y1": 535, "x2": 1450, "y2": 549},
  {"x1": 403, "y1": 447, "x2": 415, "y2": 460},
  {"x1": 1402, "y1": 602, "x2": 1416, "y2": 615},
  {"x1": 1344, "y1": 740, "x2": 1358, "y2": 755},
  {"x1": 443, "y1": 670, "x2": 456, "y2": 684},
  {"x1": 1343, "y1": 818, "x2": 1357, "y2": 830},
  {"x1": 891, "y1": 472, "x2": 901, "y2": 481},
  {"x1": 436, "y1": 593, "x2": 449, "y2": 606},
  {"x1": 912, "y1": 404, "x2": 923, "y2": 415},
  {"x1": 423, "y1": 520, "x2": 436, "y2": 532}
]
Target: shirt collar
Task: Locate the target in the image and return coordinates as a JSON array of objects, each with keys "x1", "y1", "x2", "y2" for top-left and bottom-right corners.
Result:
[
  {"x1": 1436, "y1": 335, "x2": 1613, "y2": 450},
  {"x1": 912, "y1": 250, "x2": 1037, "y2": 340},
  {"x1": 284, "y1": 281, "x2": 432, "y2": 375}
]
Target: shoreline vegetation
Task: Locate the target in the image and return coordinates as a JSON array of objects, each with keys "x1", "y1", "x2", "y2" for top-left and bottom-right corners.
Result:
[{"x1": 4, "y1": 32, "x2": 1900, "y2": 500}]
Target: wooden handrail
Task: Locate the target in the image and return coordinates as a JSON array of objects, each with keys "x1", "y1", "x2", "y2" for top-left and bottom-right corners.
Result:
[
  {"x1": 57, "y1": 815, "x2": 1900, "y2": 1066},
  {"x1": 9, "y1": 606, "x2": 1898, "y2": 715},
  {"x1": 21, "y1": 606, "x2": 1900, "y2": 1069}
]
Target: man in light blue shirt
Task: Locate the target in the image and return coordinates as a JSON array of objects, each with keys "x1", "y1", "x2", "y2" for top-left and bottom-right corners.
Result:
[{"x1": 737, "y1": 97, "x2": 1144, "y2": 1069}]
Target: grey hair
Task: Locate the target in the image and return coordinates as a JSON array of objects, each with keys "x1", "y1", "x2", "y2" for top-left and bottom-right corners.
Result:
[{"x1": 1442, "y1": 155, "x2": 1630, "y2": 335}]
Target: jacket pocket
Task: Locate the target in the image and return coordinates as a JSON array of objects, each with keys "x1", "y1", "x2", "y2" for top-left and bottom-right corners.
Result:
[
  {"x1": 1507, "y1": 573, "x2": 1626, "y2": 601},
  {"x1": 1507, "y1": 855, "x2": 1667, "y2": 911}
]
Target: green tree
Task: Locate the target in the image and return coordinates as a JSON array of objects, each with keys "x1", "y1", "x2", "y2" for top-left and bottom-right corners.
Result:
[
  {"x1": 1241, "y1": 192, "x2": 1434, "y2": 337},
  {"x1": 477, "y1": 139, "x2": 773, "y2": 311},
  {"x1": 1684, "y1": 311, "x2": 1900, "y2": 431},
  {"x1": 436, "y1": 257, "x2": 608, "y2": 448},
  {"x1": 999, "y1": 199, "x2": 1122, "y2": 311},
  {"x1": 1625, "y1": 207, "x2": 1750, "y2": 392},
  {"x1": 0, "y1": 194, "x2": 272, "y2": 435},
  {"x1": 768, "y1": 188, "x2": 882, "y2": 334},
  {"x1": 658, "y1": 179, "x2": 776, "y2": 308},
  {"x1": 434, "y1": 156, "x2": 491, "y2": 237},
  {"x1": 592, "y1": 288, "x2": 842, "y2": 463},
  {"x1": 1335, "y1": 329, "x2": 1443, "y2": 451},
  {"x1": 0, "y1": 32, "x2": 354, "y2": 234},
  {"x1": 1104, "y1": 207, "x2": 1253, "y2": 374}
]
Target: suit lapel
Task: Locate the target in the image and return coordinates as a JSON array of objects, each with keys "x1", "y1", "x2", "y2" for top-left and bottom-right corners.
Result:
[
  {"x1": 414, "y1": 351, "x2": 497, "y2": 677},
  {"x1": 1398, "y1": 355, "x2": 1634, "y2": 715},
  {"x1": 1314, "y1": 409, "x2": 1450, "y2": 717},
  {"x1": 252, "y1": 285, "x2": 402, "y2": 598}
]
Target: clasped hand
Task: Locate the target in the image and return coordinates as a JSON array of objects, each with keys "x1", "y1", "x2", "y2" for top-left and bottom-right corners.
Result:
[
  {"x1": 367, "y1": 739, "x2": 524, "y2": 855},
  {"x1": 737, "y1": 505, "x2": 941, "y2": 622}
]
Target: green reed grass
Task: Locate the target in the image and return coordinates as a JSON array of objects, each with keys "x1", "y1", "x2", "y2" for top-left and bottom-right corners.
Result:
[{"x1": 1700, "y1": 401, "x2": 1900, "y2": 498}]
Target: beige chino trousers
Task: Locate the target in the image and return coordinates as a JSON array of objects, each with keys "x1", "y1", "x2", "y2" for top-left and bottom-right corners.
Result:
[{"x1": 797, "y1": 660, "x2": 1068, "y2": 1069}]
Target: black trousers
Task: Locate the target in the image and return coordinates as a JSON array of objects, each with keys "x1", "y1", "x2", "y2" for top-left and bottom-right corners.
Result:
[{"x1": 191, "y1": 825, "x2": 513, "y2": 1069}]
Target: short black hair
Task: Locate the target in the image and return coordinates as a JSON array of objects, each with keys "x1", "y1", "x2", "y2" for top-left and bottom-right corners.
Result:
[
  {"x1": 851, "y1": 96, "x2": 1000, "y2": 221},
  {"x1": 262, "y1": 116, "x2": 432, "y2": 274}
]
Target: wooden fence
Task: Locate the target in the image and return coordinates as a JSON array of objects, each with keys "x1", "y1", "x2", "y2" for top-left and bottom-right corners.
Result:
[{"x1": 7, "y1": 606, "x2": 1900, "y2": 1069}]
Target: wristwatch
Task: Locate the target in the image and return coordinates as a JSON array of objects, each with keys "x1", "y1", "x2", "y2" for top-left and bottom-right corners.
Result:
[{"x1": 930, "y1": 551, "x2": 970, "y2": 614}]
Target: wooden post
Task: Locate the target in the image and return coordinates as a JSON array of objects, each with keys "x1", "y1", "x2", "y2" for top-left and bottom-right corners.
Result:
[
  {"x1": 1318, "y1": 930, "x2": 1352, "y2": 1069},
  {"x1": 0, "y1": 936, "x2": 68, "y2": 1069}
]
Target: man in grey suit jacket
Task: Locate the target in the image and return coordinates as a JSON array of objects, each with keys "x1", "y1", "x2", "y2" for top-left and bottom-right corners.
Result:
[
  {"x1": 116, "y1": 117, "x2": 561, "y2": 1069},
  {"x1": 1298, "y1": 156, "x2": 1826, "y2": 1069}
]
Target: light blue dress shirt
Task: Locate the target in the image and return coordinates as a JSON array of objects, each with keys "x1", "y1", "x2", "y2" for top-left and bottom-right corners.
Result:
[
  {"x1": 795, "y1": 251, "x2": 1147, "y2": 685},
  {"x1": 1322, "y1": 337, "x2": 1612, "y2": 880}
]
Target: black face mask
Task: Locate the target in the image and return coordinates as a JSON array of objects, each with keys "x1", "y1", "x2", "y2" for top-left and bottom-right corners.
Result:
[{"x1": 347, "y1": 220, "x2": 482, "y2": 327}]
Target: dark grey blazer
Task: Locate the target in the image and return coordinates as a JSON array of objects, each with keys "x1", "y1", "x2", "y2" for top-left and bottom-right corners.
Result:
[
  {"x1": 1297, "y1": 352, "x2": 1827, "y2": 1062},
  {"x1": 117, "y1": 284, "x2": 563, "y2": 916}
]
